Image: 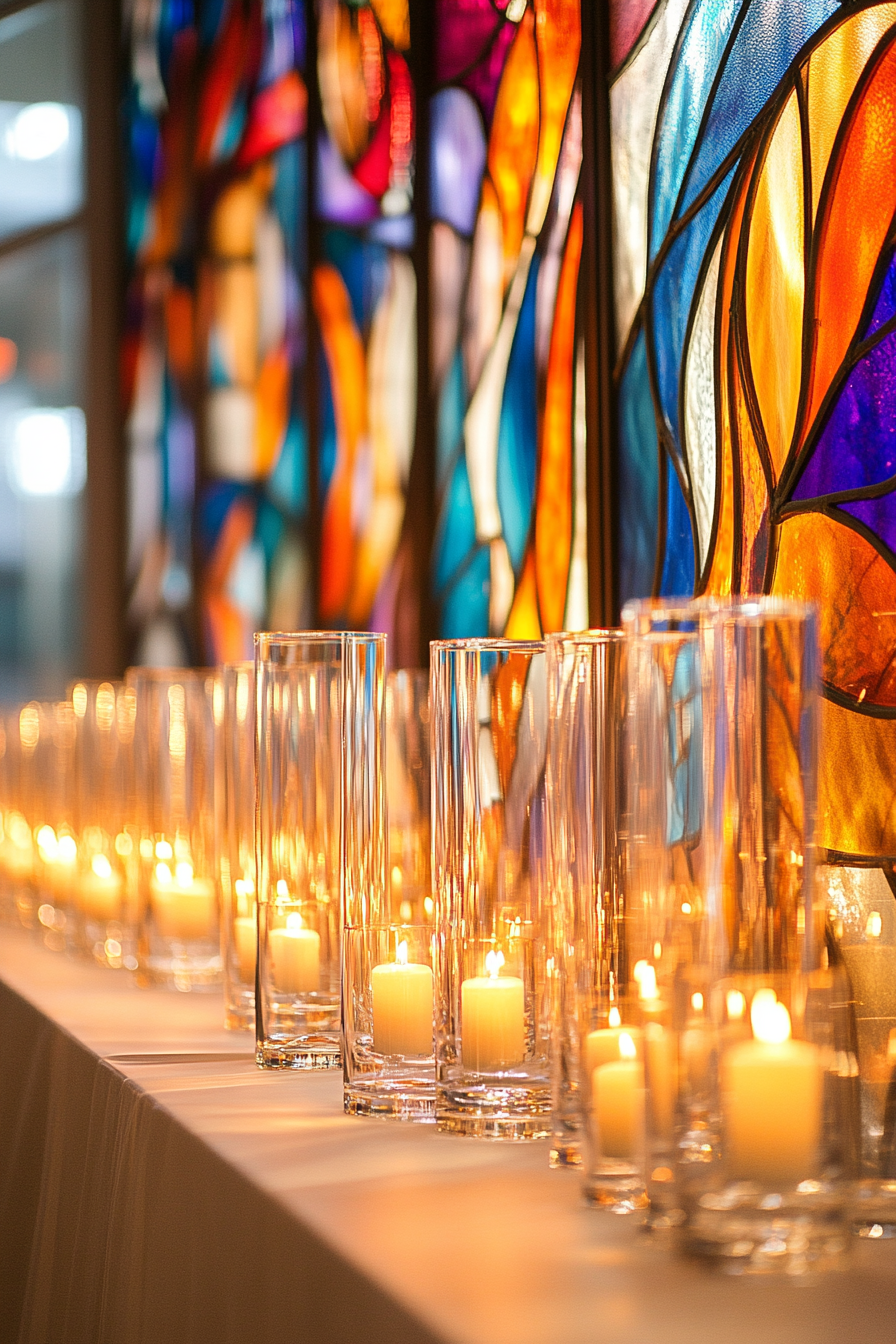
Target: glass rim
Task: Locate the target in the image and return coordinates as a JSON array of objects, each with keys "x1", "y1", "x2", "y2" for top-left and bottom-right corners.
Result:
[
  {"x1": 692, "y1": 595, "x2": 818, "y2": 625},
  {"x1": 254, "y1": 630, "x2": 386, "y2": 649},
  {"x1": 544, "y1": 627, "x2": 624, "y2": 647},
  {"x1": 124, "y1": 665, "x2": 213, "y2": 682},
  {"x1": 429, "y1": 637, "x2": 545, "y2": 654}
]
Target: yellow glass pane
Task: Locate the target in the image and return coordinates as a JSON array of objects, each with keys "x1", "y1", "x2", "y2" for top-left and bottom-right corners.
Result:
[
  {"x1": 526, "y1": 0, "x2": 580, "y2": 236},
  {"x1": 504, "y1": 547, "x2": 541, "y2": 639},
  {"x1": 487, "y1": 8, "x2": 540, "y2": 284},
  {"x1": 818, "y1": 698, "x2": 896, "y2": 858},
  {"x1": 370, "y1": 0, "x2": 410, "y2": 50},
  {"x1": 744, "y1": 87, "x2": 803, "y2": 483},
  {"x1": 807, "y1": 5, "x2": 896, "y2": 222},
  {"x1": 771, "y1": 510, "x2": 896, "y2": 709}
]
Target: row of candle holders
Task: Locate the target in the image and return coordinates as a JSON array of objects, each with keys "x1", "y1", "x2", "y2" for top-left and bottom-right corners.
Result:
[{"x1": 2, "y1": 601, "x2": 894, "y2": 1275}]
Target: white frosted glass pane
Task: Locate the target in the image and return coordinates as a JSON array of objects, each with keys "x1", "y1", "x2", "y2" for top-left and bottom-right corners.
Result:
[
  {"x1": 683, "y1": 230, "x2": 722, "y2": 576},
  {"x1": 610, "y1": 0, "x2": 690, "y2": 351}
]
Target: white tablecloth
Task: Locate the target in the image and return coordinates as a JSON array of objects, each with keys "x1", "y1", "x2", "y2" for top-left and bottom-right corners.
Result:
[{"x1": 1, "y1": 927, "x2": 895, "y2": 1344}]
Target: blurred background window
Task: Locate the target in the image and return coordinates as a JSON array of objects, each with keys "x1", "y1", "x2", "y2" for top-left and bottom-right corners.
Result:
[{"x1": 0, "y1": 0, "x2": 86, "y2": 698}]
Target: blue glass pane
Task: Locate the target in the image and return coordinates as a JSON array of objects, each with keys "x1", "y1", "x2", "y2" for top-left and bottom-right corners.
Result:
[
  {"x1": 651, "y1": 167, "x2": 734, "y2": 459},
  {"x1": 659, "y1": 457, "x2": 695, "y2": 595},
  {"x1": 497, "y1": 254, "x2": 539, "y2": 575},
  {"x1": 668, "y1": 642, "x2": 703, "y2": 845},
  {"x1": 197, "y1": 480, "x2": 248, "y2": 556},
  {"x1": 368, "y1": 214, "x2": 415, "y2": 249},
  {"x1": 255, "y1": 496, "x2": 285, "y2": 568},
  {"x1": 618, "y1": 329, "x2": 659, "y2": 602},
  {"x1": 268, "y1": 415, "x2": 309, "y2": 518},
  {"x1": 869, "y1": 250, "x2": 896, "y2": 337},
  {"x1": 437, "y1": 348, "x2": 466, "y2": 489},
  {"x1": 430, "y1": 87, "x2": 487, "y2": 238},
  {"x1": 440, "y1": 545, "x2": 490, "y2": 638},
  {"x1": 318, "y1": 349, "x2": 337, "y2": 496},
  {"x1": 273, "y1": 142, "x2": 305, "y2": 262},
  {"x1": 793, "y1": 325, "x2": 896, "y2": 501},
  {"x1": 434, "y1": 450, "x2": 476, "y2": 592},
  {"x1": 678, "y1": 0, "x2": 838, "y2": 221},
  {"x1": 839, "y1": 496, "x2": 896, "y2": 559},
  {"x1": 321, "y1": 228, "x2": 388, "y2": 332},
  {"x1": 650, "y1": 0, "x2": 743, "y2": 259}
]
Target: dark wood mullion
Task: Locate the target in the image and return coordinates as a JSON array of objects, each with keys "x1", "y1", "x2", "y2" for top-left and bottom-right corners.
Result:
[
  {"x1": 81, "y1": 0, "x2": 125, "y2": 676},
  {"x1": 580, "y1": 0, "x2": 616, "y2": 626}
]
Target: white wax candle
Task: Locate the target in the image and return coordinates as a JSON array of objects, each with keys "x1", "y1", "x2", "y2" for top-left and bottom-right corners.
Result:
[
  {"x1": 585, "y1": 1022, "x2": 643, "y2": 1077},
  {"x1": 79, "y1": 857, "x2": 124, "y2": 922},
  {"x1": 461, "y1": 950, "x2": 525, "y2": 1072},
  {"x1": 592, "y1": 1032, "x2": 644, "y2": 1162},
  {"x1": 269, "y1": 914, "x2": 320, "y2": 993},
  {"x1": 644, "y1": 1022, "x2": 676, "y2": 1140},
  {"x1": 150, "y1": 863, "x2": 216, "y2": 941},
  {"x1": 372, "y1": 940, "x2": 433, "y2": 1056},
  {"x1": 722, "y1": 990, "x2": 823, "y2": 1186},
  {"x1": 233, "y1": 914, "x2": 257, "y2": 983}
]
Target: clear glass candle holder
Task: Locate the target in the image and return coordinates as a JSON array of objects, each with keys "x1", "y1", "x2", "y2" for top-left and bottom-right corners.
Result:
[
  {"x1": 69, "y1": 680, "x2": 136, "y2": 970},
  {"x1": 219, "y1": 662, "x2": 257, "y2": 1030},
  {"x1": 431, "y1": 638, "x2": 550, "y2": 1139},
  {"x1": 823, "y1": 862, "x2": 896, "y2": 1233},
  {"x1": 628, "y1": 597, "x2": 849, "y2": 1272},
  {"x1": 33, "y1": 701, "x2": 79, "y2": 952},
  {"x1": 129, "y1": 667, "x2": 220, "y2": 991},
  {"x1": 256, "y1": 632, "x2": 386, "y2": 1069},
  {"x1": 386, "y1": 670, "x2": 431, "y2": 924},
  {"x1": 0, "y1": 703, "x2": 40, "y2": 929},
  {"x1": 545, "y1": 631, "x2": 644, "y2": 1208},
  {"x1": 343, "y1": 925, "x2": 436, "y2": 1119}
]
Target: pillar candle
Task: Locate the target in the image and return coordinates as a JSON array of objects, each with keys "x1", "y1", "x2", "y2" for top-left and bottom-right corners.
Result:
[
  {"x1": 372, "y1": 940, "x2": 433, "y2": 1056},
  {"x1": 592, "y1": 1032, "x2": 644, "y2": 1162},
  {"x1": 585, "y1": 1018, "x2": 643, "y2": 1078},
  {"x1": 79, "y1": 856, "x2": 124, "y2": 922},
  {"x1": 722, "y1": 990, "x2": 823, "y2": 1186},
  {"x1": 268, "y1": 913, "x2": 320, "y2": 994},
  {"x1": 150, "y1": 862, "x2": 216, "y2": 941},
  {"x1": 462, "y1": 950, "x2": 525, "y2": 1072},
  {"x1": 233, "y1": 914, "x2": 257, "y2": 983}
]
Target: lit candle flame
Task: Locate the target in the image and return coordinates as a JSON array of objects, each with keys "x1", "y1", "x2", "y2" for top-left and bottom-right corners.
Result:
[
  {"x1": 727, "y1": 989, "x2": 746, "y2": 1021},
  {"x1": 485, "y1": 949, "x2": 505, "y2": 979},
  {"x1": 155, "y1": 862, "x2": 172, "y2": 886},
  {"x1": 286, "y1": 912, "x2": 304, "y2": 933},
  {"x1": 751, "y1": 989, "x2": 791, "y2": 1045},
  {"x1": 396, "y1": 939, "x2": 408, "y2": 966},
  {"x1": 608, "y1": 1005, "x2": 621, "y2": 1028},
  {"x1": 638, "y1": 964, "x2": 659, "y2": 1001},
  {"x1": 92, "y1": 853, "x2": 112, "y2": 880},
  {"x1": 619, "y1": 1032, "x2": 637, "y2": 1060},
  {"x1": 866, "y1": 910, "x2": 883, "y2": 939},
  {"x1": 691, "y1": 992, "x2": 704, "y2": 1012},
  {"x1": 175, "y1": 861, "x2": 194, "y2": 886}
]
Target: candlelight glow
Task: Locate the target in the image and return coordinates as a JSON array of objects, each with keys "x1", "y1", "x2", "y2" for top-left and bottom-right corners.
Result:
[
  {"x1": 92, "y1": 854, "x2": 113, "y2": 880},
  {"x1": 691, "y1": 992, "x2": 704, "y2": 1012},
  {"x1": 286, "y1": 912, "x2": 304, "y2": 932},
  {"x1": 751, "y1": 989, "x2": 791, "y2": 1045},
  {"x1": 396, "y1": 939, "x2": 409, "y2": 966},
  {"x1": 727, "y1": 990, "x2": 746, "y2": 1021},
  {"x1": 638, "y1": 964, "x2": 658, "y2": 1001},
  {"x1": 57, "y1": 835, "x2": 77, "y2": 864},
  {"x1": 619, "y1": 1032, "x2": 637, "y2": 1060},
  {"x1": 37, "y1": 825, "x2": 57, "y2": 859},
  {"x1": 155, "y1": 862, "x2": 172, "y2": 885},
  {"x1": 485, "y1": 948, "x2": 505, "y2": 978},
  {"x1": 608, "y1": 1005, "x2": 621, "y2": 1028},
  {"x1": 155, "y1": 840, "x2": 173, "y2": 860},
  {"x1": 175, "y1": 862, "x2": 194, "y2": 886},
  {"x1": 866, "y1": 910, "x2": 883, "y2": 939}
]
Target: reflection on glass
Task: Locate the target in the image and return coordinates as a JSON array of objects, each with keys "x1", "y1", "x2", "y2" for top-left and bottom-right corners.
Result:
[{"x1": 0, "y1": 2, "x2": 83, "y2": 239}]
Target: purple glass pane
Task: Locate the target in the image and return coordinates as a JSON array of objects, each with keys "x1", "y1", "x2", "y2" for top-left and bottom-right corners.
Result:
[
  {"x1": 792, "y1": 325, "x2": 896, "y2": 500},
  {"x1": 315, "y1": 133, "x2": 379, "y2": 226},
  {"x1": 431, "y1": 87, "x2": 487, "y2": 237},
  {"x1": 610, "y1": 0, "x2": 658, "y2": 71},
  {"x1": 838, "y1": 498, "x2": 896, "y2": 559},
  {"x1": 436, "y1": 0, "x2": 503, "y2": 85},
  {"x1": 461, "y1": 18, "x2": 516, "y2": 127},
  {"x1": 868, "y1": 249, "x2": 896, "y2": 337}
]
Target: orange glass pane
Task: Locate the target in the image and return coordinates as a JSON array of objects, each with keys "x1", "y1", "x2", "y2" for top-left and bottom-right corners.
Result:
[
  {"x1": 202, "y1": 496, "x2": 256, "y2": 664},
  {"x1": 807, "y1": 6, "x2": 896, "y2": 222},
  {"x1": 313, "y1": 263, "x2": 367, "y2": 620},
  {"x1": 164, "y1": 285, "x2": 194, "y2": 384},
  {"x1": 491, "y1": 651, "x2": 532, "y2": 796},
  {"x1": 526, "y1": 0, "x2": 581, "y2": 236},
  {"x1": 704, "y1": 149, "x2": 755, "y2": 596},
  {"x1": 504, "y1": 547, "x2": 541, "y2": 639},
  {"x1": 744, "y1": 88, "x2": 803, "y2": 483},
  {"x1": 771, "y1": 510, "x2": 896, "y2": 709},
  {"x1": 731, "y1": 335, "x2": 770, "y2": 592},
  {"x1": 255, "y1": 345, "x2": 290, "y2": 477},
  {"x1": 818, "y1": 698, "x2": 896, "y2": 858},
  {"x1": 487, "y1": 8, "x2": 540, "y2": 284},
  {"x1": 318, "y1": 0, "x2": 378, "y2": 163},
  {"x1": 804, "y1": 33, "x2": 896, "y2": 446},
  {"x1": 370, "y1": 0, "x2": 410, "y2": 50},
  {"x1": 535, "y1": 202, "x2": 582, "y2": 633}
]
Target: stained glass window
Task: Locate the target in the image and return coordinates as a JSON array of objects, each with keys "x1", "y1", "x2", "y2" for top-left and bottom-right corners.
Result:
[
  {"x1": 125, "y1": 0, "x2": 309, "y2": 665},
  {"x1": 430, "y1": 0, "x2": 588, "y2": 638},
  {"x1": 611, "y1": 2, "x2": 896, "y2": 862},
  {"x1": 313, "y1": 0, "x2": 417, "y2": 642}
]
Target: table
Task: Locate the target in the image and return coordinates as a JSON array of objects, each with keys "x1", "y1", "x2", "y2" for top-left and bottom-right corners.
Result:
[{"x1": 1, "y1": 927, "x2": 895, "y2": 1344}]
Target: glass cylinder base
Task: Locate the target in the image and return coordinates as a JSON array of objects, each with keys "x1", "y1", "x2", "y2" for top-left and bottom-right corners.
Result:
[
  {"x1": 138, "y1": 945, "x2": 223, "y2": 992},
  {"x1": 550, "y1": 1138, "x2": 582, "y2": 1170},
  {"x1": 684, "y1": 1186, "x2": 849, "y2": 1274},
  {"x1": 851, "y1": 1179, "x2": 896, "y2": 1236},
  {"x1": 256, "y1": 1034, "x2": 341, "y2": 1069},
  {"x1": 436, "y1": 1082, "x2": 550, "y2": 1140},
  {"x1": 224, "y1": 990, "x2": 254, "y2": 1032},
  {"x1": 344, "y1": 1076, "x2": 435, "y2": 1121},
  {"x1": 583, "y1": 1170, "x2": 647, "y2": 1213}
]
